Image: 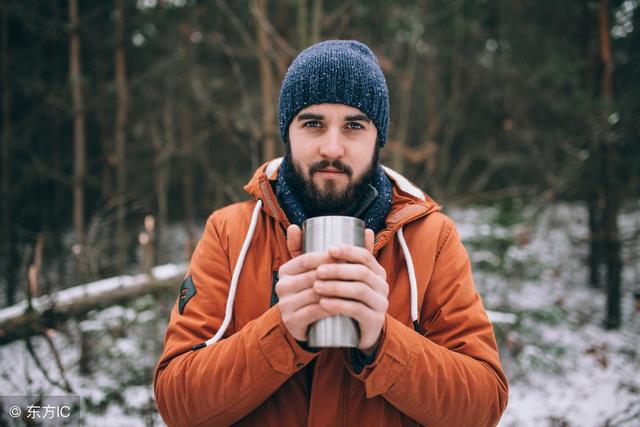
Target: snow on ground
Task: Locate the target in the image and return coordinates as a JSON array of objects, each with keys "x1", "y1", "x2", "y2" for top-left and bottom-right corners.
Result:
[
  {"x1": 0, "y1": 293, "x2": 171, "y2": 425},
  {"x1": 0, "y1": 202, "x2": 638, "y2": 426},
  {"x1": 449, "y1": 201, "x2": 640, "y2": 427}
]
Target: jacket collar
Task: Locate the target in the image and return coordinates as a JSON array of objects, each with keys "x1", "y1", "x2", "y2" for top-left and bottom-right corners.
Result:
[{"x1": 243, "y1": 158, "x2": 441, "y2": 250}]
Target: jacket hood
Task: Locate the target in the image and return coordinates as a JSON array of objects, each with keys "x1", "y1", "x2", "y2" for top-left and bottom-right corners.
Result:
[{"x1": 243, "y1": 158, "x2": 441, "y2": 243}]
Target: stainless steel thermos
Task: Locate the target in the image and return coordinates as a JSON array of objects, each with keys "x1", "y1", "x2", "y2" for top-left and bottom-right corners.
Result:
[{"x1": 302, "y1": 216, "x2": 365, "y2": 347}]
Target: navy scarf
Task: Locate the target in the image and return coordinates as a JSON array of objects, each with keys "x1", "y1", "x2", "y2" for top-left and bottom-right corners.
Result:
[{"x1": 275, "y1": 158, "x2": 392, "y2": 233}]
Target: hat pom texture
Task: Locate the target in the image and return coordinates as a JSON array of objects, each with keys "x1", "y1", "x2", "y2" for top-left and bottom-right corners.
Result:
[{"x1": 278, "y1": 40, "x2": 390, "y2": 147}]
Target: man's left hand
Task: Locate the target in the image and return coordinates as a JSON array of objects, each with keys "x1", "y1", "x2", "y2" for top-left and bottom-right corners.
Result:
[{"x1": 313, "y1": 229, "x2": 389, "y2": 355}]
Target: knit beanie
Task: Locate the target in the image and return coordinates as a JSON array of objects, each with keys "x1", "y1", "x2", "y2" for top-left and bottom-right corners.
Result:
[{"x1": 278, "y1": 40, "x2": 390, "y2": 147}]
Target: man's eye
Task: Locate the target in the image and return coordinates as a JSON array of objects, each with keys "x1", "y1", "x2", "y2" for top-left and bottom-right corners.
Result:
[
  {"x1": 304, "y1": 120, "x2": 321, "y2": 128},
  {"x1": 346, "y1": 122, "x2": 364, "y2": 130}
]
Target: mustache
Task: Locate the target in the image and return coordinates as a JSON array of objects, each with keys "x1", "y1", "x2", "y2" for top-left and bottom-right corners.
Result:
[{"x1": 309, "y1": 159, "x2": 353, "y2": 177}]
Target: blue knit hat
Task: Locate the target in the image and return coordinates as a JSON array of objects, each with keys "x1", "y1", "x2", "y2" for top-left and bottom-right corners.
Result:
[{"x1": 278, "y1": 40, "x2": 390, "y2": 147}]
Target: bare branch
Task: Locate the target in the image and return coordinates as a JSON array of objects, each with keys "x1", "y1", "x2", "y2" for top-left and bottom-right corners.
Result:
[{"x1": 24, "y1": 335, "x2": 73, "y2": 393}]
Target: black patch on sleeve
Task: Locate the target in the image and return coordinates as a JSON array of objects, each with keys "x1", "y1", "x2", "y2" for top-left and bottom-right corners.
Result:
[{"x1": 178, "y1": 275, "x2": 197, "y2": 314}]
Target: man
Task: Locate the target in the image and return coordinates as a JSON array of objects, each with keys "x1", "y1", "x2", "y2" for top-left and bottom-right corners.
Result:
[{"x1": 154, "y1": 40, "x2": 508, "y2": 427}]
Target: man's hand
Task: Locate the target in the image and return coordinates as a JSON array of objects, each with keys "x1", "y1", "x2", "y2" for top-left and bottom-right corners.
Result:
[
  {"x1": 313, "y1": 229, "x2": 389, "y2": 354},
  {"x1": 275, "y1": 224, "x2": 333, "y2": 342}
]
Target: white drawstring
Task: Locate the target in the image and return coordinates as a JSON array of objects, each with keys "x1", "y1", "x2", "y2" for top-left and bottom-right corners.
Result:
[
  {"x1": 203, "y1": 199, "x2": 263, "y2": 347},
  {"x1": 397, "y1": 226, "x2": 419, "y2": 324}
]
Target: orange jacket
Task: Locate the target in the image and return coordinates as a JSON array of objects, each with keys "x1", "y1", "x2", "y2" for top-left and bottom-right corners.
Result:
[{"x1": 154, "y1": 159, "x2": 508, "y2": 427}]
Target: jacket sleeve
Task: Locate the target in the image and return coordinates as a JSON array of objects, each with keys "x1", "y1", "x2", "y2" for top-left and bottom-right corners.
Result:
[
  {"x1": 345, "y1": 217, "x2": 509, "y2": 427},
  {"x1": 153, "y1": 212, "x2": 318, "y2": 427}
]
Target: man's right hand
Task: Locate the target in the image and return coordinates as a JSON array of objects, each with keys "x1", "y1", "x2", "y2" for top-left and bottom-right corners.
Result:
[{"x1": 275, "y1": 224, "x2": 334, "y2": 342}]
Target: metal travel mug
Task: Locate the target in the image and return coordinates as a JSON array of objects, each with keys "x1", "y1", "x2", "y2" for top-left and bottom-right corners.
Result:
[{"x1": 302, "y1": 216, "x2": 365, "y2": 348}]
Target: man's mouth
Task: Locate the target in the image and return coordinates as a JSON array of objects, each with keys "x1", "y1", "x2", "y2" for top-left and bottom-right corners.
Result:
[
  {"x1": 309, "y1": 160, "x2": 353, "y2": 178},
  {"x1": 315, "y1": 168, "x2": 345, "y2": 175}
]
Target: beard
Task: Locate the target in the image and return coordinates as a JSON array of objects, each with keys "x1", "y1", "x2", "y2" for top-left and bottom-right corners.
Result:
[{"x1": 282, "y1": 145, "x2": 379, "y2": 217}]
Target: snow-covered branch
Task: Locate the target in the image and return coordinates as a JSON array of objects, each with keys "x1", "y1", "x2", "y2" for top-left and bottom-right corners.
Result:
[{"x1": 0, "y1": 263, "x2": 187, "y2": 345}]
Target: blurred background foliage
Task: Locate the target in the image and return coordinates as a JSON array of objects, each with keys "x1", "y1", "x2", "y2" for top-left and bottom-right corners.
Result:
[{"x1": 1, "y1": 0, "x2": 638, "y2": 320}]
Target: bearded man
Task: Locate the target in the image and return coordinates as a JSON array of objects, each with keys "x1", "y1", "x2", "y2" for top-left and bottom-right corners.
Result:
[{"x1": 154, "y1": 40, "x2": 508, "y2": 427}]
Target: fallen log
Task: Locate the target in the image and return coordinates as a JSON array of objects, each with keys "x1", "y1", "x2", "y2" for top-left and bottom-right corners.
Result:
[
  {"x1": 0, "y1": 263, "x2": 187, "y2": 345},
  {"x1": 0, "y1": 261, "x2": 516, "y2": 345}
]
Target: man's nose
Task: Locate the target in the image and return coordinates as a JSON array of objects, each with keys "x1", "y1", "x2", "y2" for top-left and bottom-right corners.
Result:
[{"x1": 318, "y1": 127, "x2": 345, "y2": 159}]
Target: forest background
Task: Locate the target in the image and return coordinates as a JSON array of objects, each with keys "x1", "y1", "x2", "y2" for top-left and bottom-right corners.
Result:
[{"x1": 1, "y1": 1, "x2": 639, "y2": 425}]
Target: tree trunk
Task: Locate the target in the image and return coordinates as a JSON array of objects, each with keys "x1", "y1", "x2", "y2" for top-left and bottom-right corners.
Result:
[
  {"x1": 1, "y1": 0, "x2": 17, "y2": 306},
  {"x1": 180, "y1": 107, "x2": 195, "y2": 255},
  {"x1": 114, "y1": 0, "x2": 129, "y2": 272},
  {"x1": 410, "y1": 0, "x2": 443, "y2": 196},
  {"x1": 597, "y1": 0, "x2": 622, "y2": 329},
  {"x1": 392, "y1": 36, "x2": 418, "y2": 173},
  {"x1": 296, "y1": 0, "x2": 308, "y2": 49},
  {"x1": 151, "y1": 121, "x2": 169, "y2": 266},
  {"x1": 163, "y1": 99, "x2": 177, "y2": 235},
  {"x1": 310, "y1": 0, "x2": 323, "y2": 44},
  {"x1": 423, "y1": 49, "x2": 441, "y2": 185},
  {"x1": 78, "y1": 327, "x2": 93, "y2": 375},
  {"x1": 602, "y1": 141, "x2": 622, "y2": 329},
  {"x1": 438, "y1": 3, "x2": 465, "y2": 197},
  {"x1": 273, "y1": 1, "x2": 291, "y2": 78},
  {"x1": 255, "y1": 0, "x2": 277, "y2": 162},
  {"x1": 179, "y1": 26, "x2": 195, "y2": 256},
  {"x1": 96, "y1": 52, "x2": 113, "y2": 203},
  {"x1": 587, "y1": 192, "x2": 603, "y2": 288},
  {"x1": 585, "y1": 1, "x2": 603, "y2": 290},
  {"x1": 69, "y1": 0, "x2": 86, "y2": 249}
]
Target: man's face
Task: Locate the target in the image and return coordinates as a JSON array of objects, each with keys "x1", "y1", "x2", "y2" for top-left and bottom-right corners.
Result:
[{"x1": 285, "y1": 103, "x2": 379, "y2": 215}]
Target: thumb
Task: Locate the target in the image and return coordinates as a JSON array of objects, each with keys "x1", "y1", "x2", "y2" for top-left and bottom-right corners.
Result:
[
  {"x1": 365, "y1": 228, "x2": 375, "y2": 253},
  {"x1": 286, "y1": 224, "x2": 303, "y2": 258}
]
